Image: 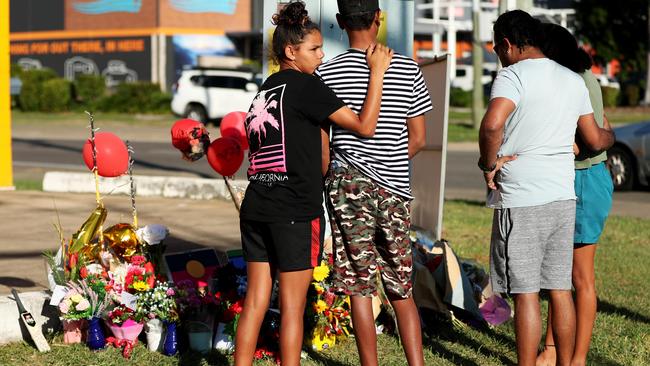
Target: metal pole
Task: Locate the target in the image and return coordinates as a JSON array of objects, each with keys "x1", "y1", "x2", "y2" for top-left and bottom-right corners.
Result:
[
  {"x1": 0, "y1": 0, "x2": 14, "y2": 189},
  {"x1": 471, "y1": 0, "x2": 484, "y2": 130}
]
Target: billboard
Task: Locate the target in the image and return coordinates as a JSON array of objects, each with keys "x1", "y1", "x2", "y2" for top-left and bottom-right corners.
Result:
[{"x1": 10, "y1": 36, "x2": 151, "y2": 83}]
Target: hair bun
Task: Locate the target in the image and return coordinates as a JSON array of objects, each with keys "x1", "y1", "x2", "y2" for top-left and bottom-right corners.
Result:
[{"x1": 272, "y1": 1, "x2": 310, "y2": 27}]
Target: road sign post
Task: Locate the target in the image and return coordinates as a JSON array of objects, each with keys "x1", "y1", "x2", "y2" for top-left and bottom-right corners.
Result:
[{"x1": 1, "y1": 0, "x2": 14, "y2": 189}]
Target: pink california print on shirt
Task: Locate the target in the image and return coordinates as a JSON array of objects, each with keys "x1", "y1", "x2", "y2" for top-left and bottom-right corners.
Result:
[{"x1": 245, "y1": 84, "x2": 287, "y2": 184}]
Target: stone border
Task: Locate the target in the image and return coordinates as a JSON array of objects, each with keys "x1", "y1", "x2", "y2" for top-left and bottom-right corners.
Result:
[{"x1": 43, "y1": 171, "x2": 249, "y2": 201}]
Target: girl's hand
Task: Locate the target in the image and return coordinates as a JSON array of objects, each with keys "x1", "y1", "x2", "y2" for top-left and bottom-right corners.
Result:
[{"x1": 366, "y1": 43, "x2": 393, "y2": 74}]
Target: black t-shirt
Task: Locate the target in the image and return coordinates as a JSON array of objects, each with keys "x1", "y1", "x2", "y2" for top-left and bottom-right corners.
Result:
[{"x1": 240, "y1": 69, "x2": 345, "y2": 222}]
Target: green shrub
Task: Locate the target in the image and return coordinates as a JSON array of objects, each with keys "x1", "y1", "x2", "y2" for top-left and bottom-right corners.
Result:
[
  {"x1": 450, "y1": 87, "x2": 472, "y2": 108},
  {"x1": 601, "y1": 86, "x2": 619, "y2": 107},
  {"x1": 622, "y1": 84, "x2": 640, "y2": 106},
  {"x1": 96, "y1": 82, "x2": 171, "y2": 113},
  {"x1": 73, "y1": 74, "x2": 106, "y2": 107},
  {"x1": 41, "y1": 79, "x2": 72, "y2": 112},
  {"x1": 10, "y1": 63, "x2": 23, "y2": 77},
  {"x1": 18, "y1": 68, "x2": 58, "y2": 111}
]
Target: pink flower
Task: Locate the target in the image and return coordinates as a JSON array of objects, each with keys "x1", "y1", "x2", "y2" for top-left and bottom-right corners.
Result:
[
  {"x1": 75, "y1": 299, "x2": 90, "y2": 311},
  {"x1": 166, "y1": 288, "x2": 175, "y2": 296},
  {"x1": 131, "y1": 255, "x2": 146, "y2": 266},
  {"x1": 59, "y1": 301, "x2": 70, "y2": 314}
]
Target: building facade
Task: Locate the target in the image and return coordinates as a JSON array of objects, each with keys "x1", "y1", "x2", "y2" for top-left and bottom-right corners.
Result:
[{"x1": 9, "y1": 0, "x2": 263, "y2": 91}]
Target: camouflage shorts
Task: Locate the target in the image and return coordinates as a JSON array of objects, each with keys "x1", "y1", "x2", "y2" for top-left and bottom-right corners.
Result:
[{"x1": 325, "y1": 162, "x2": 413, "y2": 299}]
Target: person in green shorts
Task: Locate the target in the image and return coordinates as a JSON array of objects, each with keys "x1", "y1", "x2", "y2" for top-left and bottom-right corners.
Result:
[{"x1": 537, "y1": 23, "x2": 614, "y2": 366}]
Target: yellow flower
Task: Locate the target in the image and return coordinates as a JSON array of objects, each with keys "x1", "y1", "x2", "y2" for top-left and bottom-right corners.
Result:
[
  {"x1": 132, "y1": 281, "x2": 149, "y2": 292},
  {"x1": 70, "y1": 294, "x2": 83, "y2": 303},
  {"x1": 313, "y1": 300, "x2": 328, "y2": 314},
  {"x1": 312, "y1": 264, "x2": 330, "y2": 282},
  {"x1": 313, "y1": 283, "x2": 324, "y2": 294}
]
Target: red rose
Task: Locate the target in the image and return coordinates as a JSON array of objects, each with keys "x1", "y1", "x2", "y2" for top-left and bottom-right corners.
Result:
[{"x1": 79, "y1": 266, "x2": 88, "y2": 279}]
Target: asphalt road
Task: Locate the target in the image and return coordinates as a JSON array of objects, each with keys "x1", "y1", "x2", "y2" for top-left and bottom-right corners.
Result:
[{"x1": 11, "y1": 137, "x2": 650, "y2": 219}]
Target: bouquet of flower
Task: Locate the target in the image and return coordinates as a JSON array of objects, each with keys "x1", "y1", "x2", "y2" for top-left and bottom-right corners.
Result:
[
  {"x1": 59, "y1": 286, "x2": 92, "y2": 320},
  {"x1": 305, "y1": 260, "x2": 352, "y2": 351},
  {"x1": 135, "y1": 281, "x2": 179, "y2": 322},
  {"x1": 107, "y1": 304, "x2": 144, "y2": 326},
  {"x1": 175, "y1": 280, "x2": 218, "y2": 320},
  {"x1": 61, "y1": 278, "x2": 110, "y2": 320},
  {"x1": 124, "y1": 255, "x2": 156, "y2": 293}
]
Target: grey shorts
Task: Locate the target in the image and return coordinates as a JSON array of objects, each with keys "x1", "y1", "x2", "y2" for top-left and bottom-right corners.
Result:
[{"x1": 490, "y1": 200, "x2": 576, "y2": 294}]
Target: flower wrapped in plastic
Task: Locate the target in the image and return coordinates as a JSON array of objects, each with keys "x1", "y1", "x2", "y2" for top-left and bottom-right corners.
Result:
[{"x1": 304, "y1": 259, "x2": 352, "y2": 351}]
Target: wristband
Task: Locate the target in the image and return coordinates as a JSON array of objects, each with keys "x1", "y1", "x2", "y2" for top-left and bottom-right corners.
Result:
[{"x1": 478, "y1": 158, "x2": 496, "y2": 173}]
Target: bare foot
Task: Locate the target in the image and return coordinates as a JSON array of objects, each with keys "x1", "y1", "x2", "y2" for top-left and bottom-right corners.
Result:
[{"x1": 536, "y1": 345, "x2": 557, "y2": 366}]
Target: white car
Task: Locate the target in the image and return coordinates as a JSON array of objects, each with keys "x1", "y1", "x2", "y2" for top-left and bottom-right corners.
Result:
[
  {"x1": 451, "y1": 64, "x2": 495, "y2": 91},
  {"x1": 171, "y1": 68, "x2": 260, "y2": 123}
]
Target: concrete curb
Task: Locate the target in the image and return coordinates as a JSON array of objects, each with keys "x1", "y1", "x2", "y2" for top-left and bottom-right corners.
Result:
[
  {"x1": 0, "y1": 291, "x2": 60, "y2": 345},
  {"x1": 43, "y1": 171, "x2": 249, "y2": 200}
]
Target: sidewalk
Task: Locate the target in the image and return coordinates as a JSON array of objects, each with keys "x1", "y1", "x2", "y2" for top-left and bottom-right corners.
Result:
[{"x1": 0, "y1": 190, "x2": 241, "y2": 295}]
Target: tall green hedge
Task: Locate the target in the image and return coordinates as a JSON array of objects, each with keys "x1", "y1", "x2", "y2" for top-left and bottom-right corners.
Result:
[
  {"x1": 96, "y1": 82, "x2": 171, "y2": 113},
  {"x1": 73, "y1": 74, "x2": 106, "y2": 107},
  {"x1": 41, "y1": 79, "x2": 72, "y2": 112},
  {"x1": 18, "y1": 68, "x2": 59, "y2": 111}
]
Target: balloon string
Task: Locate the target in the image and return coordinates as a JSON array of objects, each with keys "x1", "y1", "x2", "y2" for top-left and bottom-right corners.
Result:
[
  {"x1": 223, "y1": 176, "x2": 241, "y2": 213},
  {"x1": 86, "y1": 111, "x2": 104, "y2": 249},
  {"x1": 126, "y1": 141, "x2": 138, "y2": 228},
  {"x1": 85, "y1": 111, "x2": 103, "y2": 207}
]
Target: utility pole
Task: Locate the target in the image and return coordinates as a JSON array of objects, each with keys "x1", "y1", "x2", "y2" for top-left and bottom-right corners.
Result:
[
  {"x1": 471, "y1": 0, "x2": 484, "y2": 130},
  {"x1": 1, "y1": 0, "x2": 14, "y2": 189}
]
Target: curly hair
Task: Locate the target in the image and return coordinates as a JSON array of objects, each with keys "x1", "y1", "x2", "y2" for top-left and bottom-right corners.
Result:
[
  {"x1": 540, "y1": 23, "x2": 592, "y2": 73},
  {"x1": 493, "y1": 10, "x2": 542, "y2": 52},
  {"x1": 271, "y1": 1, "x2": 320, "y2": 63}
]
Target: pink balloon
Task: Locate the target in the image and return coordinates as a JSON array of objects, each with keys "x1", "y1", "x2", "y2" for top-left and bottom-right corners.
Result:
[
  {"x1": 82, "y1": 132, "x2": 129, "y2": 177},
  {"x1": 220, "y1": 111, "x2": 249, "y2": 150},
  {"x1": 206, "y1": 137, "x2": 244, "y2": 177}
]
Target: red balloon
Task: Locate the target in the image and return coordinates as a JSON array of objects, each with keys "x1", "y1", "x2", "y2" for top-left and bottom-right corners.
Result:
[
  {"x1": 206, "y1": 137, "x2": 244, "y2": 177},
  {"x1": 171, "y1": 119, "x2": 210, "y2": 161},
  {"x1": 82, "y1": 132, "x2": 129, "y2": 177},
  {"x1": 220, "y1": 111, "x2": 249, "y2": 150}
]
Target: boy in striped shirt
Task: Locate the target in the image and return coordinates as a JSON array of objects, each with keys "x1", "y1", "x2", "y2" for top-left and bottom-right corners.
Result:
[{"x1": 316, "y1": 1, "x2": 432, "y2": 364}]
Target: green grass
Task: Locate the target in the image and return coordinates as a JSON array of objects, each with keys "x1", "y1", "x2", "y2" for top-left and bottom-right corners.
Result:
[
  {"x1": 606, "y1": 108, "x2": 650, "y2": 125},
  {"x1": 1, "y1": 200, "x2": 648, "y2": 365},
  {"x1": 14, "y1": 179, "x2": 42, "y2": 191}
]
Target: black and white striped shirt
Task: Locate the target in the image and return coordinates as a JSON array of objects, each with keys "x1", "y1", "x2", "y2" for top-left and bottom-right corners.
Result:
[{"x1": 316, "y1": 49, "x2": 433, "y2": 199}]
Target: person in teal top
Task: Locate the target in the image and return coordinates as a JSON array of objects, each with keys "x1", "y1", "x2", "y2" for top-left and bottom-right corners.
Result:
[{"x1": 538, "y1": 23, "x2": 614, "y2": 366}]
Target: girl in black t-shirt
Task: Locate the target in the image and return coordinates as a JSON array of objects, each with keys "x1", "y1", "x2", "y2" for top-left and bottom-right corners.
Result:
[{"x1": 234, "y1": 2, "x2": 392, "y2": 365}]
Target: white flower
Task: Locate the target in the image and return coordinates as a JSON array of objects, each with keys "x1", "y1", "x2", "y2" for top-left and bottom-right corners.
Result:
[
  {"x1": 136, "y1": 224, "x2": 169, "y2": 245},
  {"x1": 86, "y1": 264, "x2": 104, "y2": 275}
]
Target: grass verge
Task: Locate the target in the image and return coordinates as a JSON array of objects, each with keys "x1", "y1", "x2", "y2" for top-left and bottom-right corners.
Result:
[
  {"x1": 1, "y1": 200, "x2": 647, "y2": 365},
  {"x1": 14, "y1": 179, "x2": 42, "y2": 191}
]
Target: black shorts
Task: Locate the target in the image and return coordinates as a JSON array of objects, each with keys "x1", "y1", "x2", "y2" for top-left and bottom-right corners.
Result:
[{"x1": 240, "y1": 216, "x2": 324, "y2": 272}]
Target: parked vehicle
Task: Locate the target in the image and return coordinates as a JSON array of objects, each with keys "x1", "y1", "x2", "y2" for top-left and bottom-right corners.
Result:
[
  {"x1": 171, "y1": 68, "x2": 260, "y2": 123},
  {"x1": 607, "y1": 121, "x2": 650, "y2": 190},
  {"x1": 10, "y1": 77, "x2": 22, "y2": 96},
  {"x1": 451, "y1": 64, "x2": 496, "y2": 91}
]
